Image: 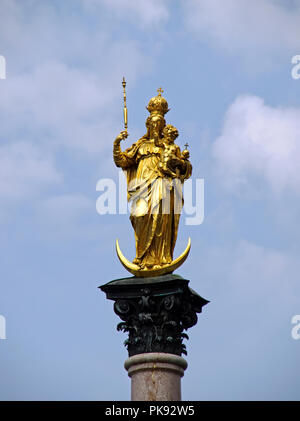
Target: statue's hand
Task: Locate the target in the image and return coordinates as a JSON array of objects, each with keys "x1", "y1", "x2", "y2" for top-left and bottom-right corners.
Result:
[
  {"x1": 115, "y1": 130, "x2": 128, "y2": 143},
  {"x1": 168, "y1": 156, "x2": 183, "y2": 169}
]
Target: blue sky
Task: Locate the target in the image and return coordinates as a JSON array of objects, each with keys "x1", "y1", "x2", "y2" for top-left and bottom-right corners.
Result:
[{"x1": 0, "y1": 0, "x2": 300, "y2": 400}]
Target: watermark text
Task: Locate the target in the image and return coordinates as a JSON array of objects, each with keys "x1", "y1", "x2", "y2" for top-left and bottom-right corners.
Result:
[
  {"x1": 0, "y1": 55, "x2": 6, "y2": 79},
  {"x1": 291, "y1": 55, "x2": 300, "y2": 80},
  {"x1": 0, "y1": 315, "x2": 6, "y2": 339},
  {"x1": 96, "y1": 172, "x2": 204, "y2": 226},
  {"x1": 291, "y1": 315, "x2": 300, "y2": 340}
]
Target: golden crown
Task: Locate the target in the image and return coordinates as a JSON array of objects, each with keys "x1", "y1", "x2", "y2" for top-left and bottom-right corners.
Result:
[{"x1": 146, "y1": 87, "x2": 169, "y2": 117}]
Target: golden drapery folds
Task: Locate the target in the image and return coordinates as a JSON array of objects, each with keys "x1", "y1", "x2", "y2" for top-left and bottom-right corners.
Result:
[{"x1": 113, "y1": 90, "x2": 192, "y2": 275}]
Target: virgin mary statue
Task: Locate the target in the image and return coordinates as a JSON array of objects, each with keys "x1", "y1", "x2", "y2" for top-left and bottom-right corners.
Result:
[{"x1": 113, "y1": 90, "x2": 192, "y2": 274}]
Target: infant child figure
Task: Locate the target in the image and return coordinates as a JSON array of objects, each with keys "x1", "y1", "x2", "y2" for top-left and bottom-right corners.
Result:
[{"x1": 159, "y1": 124, "x2": 189, "y2": 179}]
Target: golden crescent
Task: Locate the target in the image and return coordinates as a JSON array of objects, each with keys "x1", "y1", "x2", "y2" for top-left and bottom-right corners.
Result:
[{"x1": 115, "y1": 237, "x2": 191, "y2": 278}]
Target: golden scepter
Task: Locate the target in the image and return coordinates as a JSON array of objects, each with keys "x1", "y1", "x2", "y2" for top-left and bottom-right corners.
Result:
[{"x1": 122, "y1": 77, "x2": 128, "y2": 134}]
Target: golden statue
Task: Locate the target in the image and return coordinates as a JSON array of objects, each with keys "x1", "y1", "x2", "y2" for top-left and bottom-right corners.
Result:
[{"x1": 113, "y1": 83, "x2": 192, "y2": 277}]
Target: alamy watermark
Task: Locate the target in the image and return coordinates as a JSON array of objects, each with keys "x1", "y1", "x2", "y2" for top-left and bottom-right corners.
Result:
[
  {"x1": 0, "y1": 315, "x2": 6, "y2": 340},
  {"x1": 96, "y1": 171, "x2": 204, "y2": 226},
  {"x1": 291, "y1": 315, "x2": 300, "y2": 340},
  {"x1": 0, "y1": 55, "x2": 6, "y2": 79},
  {"x1": 291, "y1": 55, "x2": 300, "y2": 80}
]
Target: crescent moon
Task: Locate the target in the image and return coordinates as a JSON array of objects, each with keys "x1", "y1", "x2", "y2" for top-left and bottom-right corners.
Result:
[{"x1": 115, "y1": 237, "x2": 191, "y2": 278}]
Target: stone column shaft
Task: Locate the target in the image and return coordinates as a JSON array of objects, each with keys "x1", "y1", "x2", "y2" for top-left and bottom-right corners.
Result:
[{"x1": 125, "y1": 353, "x2": 187, "y2": 401}]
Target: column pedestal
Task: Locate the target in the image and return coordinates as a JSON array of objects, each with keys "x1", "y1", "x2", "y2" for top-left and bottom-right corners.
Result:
[{"x1": 100, "y1": 273, "x2": 209, "y2": 401}]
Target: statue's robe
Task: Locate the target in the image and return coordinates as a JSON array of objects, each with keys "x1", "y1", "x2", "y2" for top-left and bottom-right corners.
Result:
[{"x1": 113, "y1": 136, "x2": 192, "y2": 268}]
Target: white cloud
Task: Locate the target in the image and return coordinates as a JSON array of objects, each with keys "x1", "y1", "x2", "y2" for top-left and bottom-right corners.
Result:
[
  {"x1": 83, "y1": 0, "x2": 170, "y2": 27},
  {"x1": 0, "y1": 0, "x2": 164, "y2": 224},
  {"x1": 226, "y1": 240, "x2": 299, "y2": 338},
  {"x1": 183, "y1": 0, "x2": 300, "y2": 68},
  {"x1": 35, "y1": 193, "x2": 95, "y2": 241},
  {"x1": 0, "y1": 60, "x2": 127, "y2": 155},
  {"x1": 0, "y1": 1, "x2": 154, "y2": 156},
  {"x1": 197, "y1": 238, "x2": 300, "y2": 325},
  {"x1": 0, "y1": 53, "x2": 149, "y2": 157},
  {"x1": 212, "y1": 95, "x2": 300, "y2": 195},
  {"x1": 39, "y1": 193, "x2": 91, "y2": 217},
  {"x1": 230, "y1": 240, "x2": 295, "y2": 292},
  {"x1": 0, "y1": 141, "x2": 61, "y2": 202},
  {"x1": 188, "y1": 238, "x2": 300, "y2": 400}
]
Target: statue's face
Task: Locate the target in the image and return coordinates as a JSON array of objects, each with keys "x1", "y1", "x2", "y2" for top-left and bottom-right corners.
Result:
[{"x1": 149, "y1": 115, "x2": 164, "y2": 134}]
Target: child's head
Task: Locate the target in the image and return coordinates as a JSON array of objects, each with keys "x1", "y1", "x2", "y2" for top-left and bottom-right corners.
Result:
[{"x1": 163, "y1": 124, "x2": 178, "y2": 144}]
